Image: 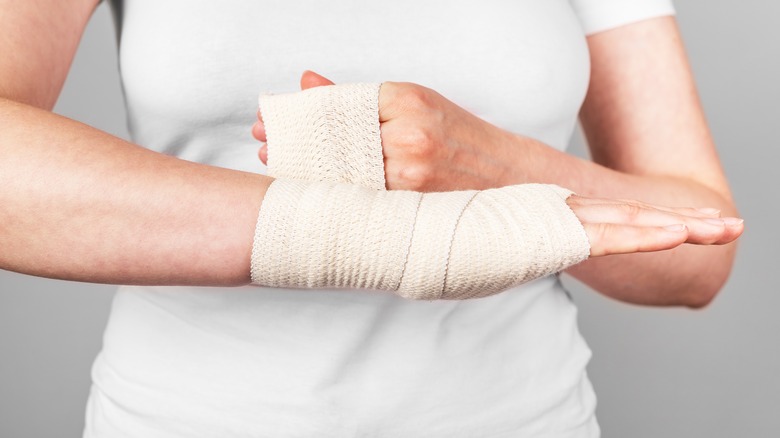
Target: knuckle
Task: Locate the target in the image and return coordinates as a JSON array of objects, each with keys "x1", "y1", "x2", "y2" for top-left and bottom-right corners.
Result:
[
  {"x1": 399, "y1": 83, "x2": 434, "y2": 112},
  {"x1": 595, "y1": 223, "x2": 614, "y2": 243},
  {"x1": 620, "y1": 203, "x2": 643, "y2": 221},
  {"x1": 587, "y1": 223, "x2": 613, "y2": 257},
  {"x1": 405, "y1": 125, "x2": 436, "y2": 154},
  {"x1": 398, "y1": 164, "x2": 432, "y2": 190}
]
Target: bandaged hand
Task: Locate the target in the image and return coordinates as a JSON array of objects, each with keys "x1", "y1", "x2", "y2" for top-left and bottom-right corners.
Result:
[
  {"x1": 250, "y1": 79, "x2": 730, "y2": 299},
  {"x1": 254, "y1": 73, "x2": 742, "y2": 251}
]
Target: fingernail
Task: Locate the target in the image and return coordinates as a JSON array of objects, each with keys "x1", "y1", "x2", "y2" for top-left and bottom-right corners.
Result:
[
  {"x1": 664, "y1": 224, "x2": 687, "y2": 232},
  {"x1": 696, "y1": 207, "x2": 721, "y2": 215},
  {"x1": 704, "y1": 218, "x2": 726, "y2": 226},
  {"x1": 722, "y1": 217, "x2": 744, "y2": 226}
]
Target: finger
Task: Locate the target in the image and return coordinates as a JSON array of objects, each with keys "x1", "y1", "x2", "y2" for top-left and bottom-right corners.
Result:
[
  {"x1": 566, "y1": 196, "x2": 744, "y2": 248},
  {"x1": 252, "y1": 120, "x2": 266, "y2": 142},
  {"x1": 571, "y1": 203, "x2": 730, "y2": 244},
  {"x1": 680, "y1": 217, "x2": 745, "y2": 245},
  {"x1": 377, "y1": 81, "x2": 406, "y2": 123},
  {"x1": 567, "y1": 195, "x2": 721, "y2": 218},
  {"x1": 713, "y1": 217, "x2": 745, "y2": 244},
  {"x1": 585, "y1": 223, "x2": 689, "y2": 257},
  {"x1": 301, "y1": 70, "x2": 335, "y2": 90},
  {"x1": 258, "y1": 143, "x2": 268, "y2": 165}
]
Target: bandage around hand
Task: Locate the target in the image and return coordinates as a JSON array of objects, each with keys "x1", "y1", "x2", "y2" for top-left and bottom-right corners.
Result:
[
  {"x1": 259, "y1": 83, "x2": 386, "y2": 190},
  {"x1": 253, "y1": 84, "x2": 590, "y2": 300}
]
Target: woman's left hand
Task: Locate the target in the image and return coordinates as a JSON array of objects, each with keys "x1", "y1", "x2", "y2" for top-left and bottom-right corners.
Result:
[{"x1": 252, "y1": 71, "x2": 520, "y2": 192}]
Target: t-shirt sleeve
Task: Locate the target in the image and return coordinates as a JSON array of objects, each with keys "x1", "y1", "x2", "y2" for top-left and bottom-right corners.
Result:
[{"x1": 570, "y1": 0, "x2": 676, "y2": 35}]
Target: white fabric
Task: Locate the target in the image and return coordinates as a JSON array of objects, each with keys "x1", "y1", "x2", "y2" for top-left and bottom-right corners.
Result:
[
  {"x1": 87, "y1": 1, "x2": 674, "y2": 437},
  {"x1": 250, "y1": 180, "x2": 590, "y2": 300},
  {"x1": 570, "y1": 0, "x2": 675, "y2": 35}
]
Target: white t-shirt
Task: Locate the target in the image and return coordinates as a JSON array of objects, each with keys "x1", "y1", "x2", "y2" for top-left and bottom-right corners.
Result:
[{"x1": 85, "y1": 1, "x2": 674, "y2": 437}]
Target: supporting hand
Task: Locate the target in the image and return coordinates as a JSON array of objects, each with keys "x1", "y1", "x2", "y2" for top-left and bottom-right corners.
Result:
[{"x1": 253, "y1": 71, "x2": 516, "y2": 192}]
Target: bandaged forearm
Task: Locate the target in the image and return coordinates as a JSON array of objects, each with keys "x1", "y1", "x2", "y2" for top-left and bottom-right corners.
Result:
[{"x1": 252, "y1": 84, "x2": 590, "y2": 300}]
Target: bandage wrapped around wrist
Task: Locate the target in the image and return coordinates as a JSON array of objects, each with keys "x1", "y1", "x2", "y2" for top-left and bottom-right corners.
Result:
[{"x1": 253, "y1": 83, "x2": 590, "y2": 300}]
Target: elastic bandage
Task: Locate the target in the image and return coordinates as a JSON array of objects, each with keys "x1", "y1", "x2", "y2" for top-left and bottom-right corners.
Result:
[
  {"x1": 253, "y1": 84, "x2": 590, "y2": 300},
  {"x1": 259, "y1": 83, "x2": 386, "y2": 190}
]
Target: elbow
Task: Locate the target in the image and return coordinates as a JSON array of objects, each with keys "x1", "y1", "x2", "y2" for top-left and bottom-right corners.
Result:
[
  {"x1": 682, "y1": 283, "x2": 721, "y2": 309},
  {"x1": 680, "y1": 251, "x2": 737, "y2": 309}
]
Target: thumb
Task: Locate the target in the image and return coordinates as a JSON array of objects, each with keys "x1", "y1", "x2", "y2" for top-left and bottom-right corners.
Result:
[
  {"x1": 301, "y1": 70, "x2": 335, "y2": 90},
  {"x1": 258, "y1": 143, "x2": 268, "y2": 165}
]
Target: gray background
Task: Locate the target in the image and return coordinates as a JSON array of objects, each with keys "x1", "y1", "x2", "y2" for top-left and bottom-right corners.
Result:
[{"x1": 1, "y1": 1, "x2": 777, "y2": 436}]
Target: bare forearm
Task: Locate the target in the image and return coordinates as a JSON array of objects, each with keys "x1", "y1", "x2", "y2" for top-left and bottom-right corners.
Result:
[
  {"x1": 500, "y1": 132, "x2": 737, "y2": 307},
  {"x1": 0, "y1": 98, "x2": 270, "y2": 286}
]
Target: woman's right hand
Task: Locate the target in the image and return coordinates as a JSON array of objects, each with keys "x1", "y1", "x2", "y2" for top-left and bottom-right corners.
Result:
[{"x1": 567, "y1": 195, "x2": 743, "y2": 257}]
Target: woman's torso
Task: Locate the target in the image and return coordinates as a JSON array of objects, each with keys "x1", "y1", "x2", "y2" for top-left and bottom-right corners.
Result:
[{"x1": 86, "y1": 1, "x2": 597, "y2": 436}]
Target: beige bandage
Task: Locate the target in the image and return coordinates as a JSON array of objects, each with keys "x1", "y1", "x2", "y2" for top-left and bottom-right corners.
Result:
[
  {"x1": 252, "y1": 84, "x2": 590, "y2": 300},
  {"x1": 259, "y1": 83, "x2": 385, "y2": 190},
  {"x1": 251, "y1": 180, "x2": 588, "y2": 300}
]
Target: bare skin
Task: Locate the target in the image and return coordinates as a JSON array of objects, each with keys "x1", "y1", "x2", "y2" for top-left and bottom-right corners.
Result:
[
  {"x1": 0, "y1": 0, "x2": 270, "y2": 286},
  {"x1": 2, "y1": 2, "x2": 740, "y2": 294},
  {"x1": 255, "y1": 16, "x2": 743, "y2": 307}
]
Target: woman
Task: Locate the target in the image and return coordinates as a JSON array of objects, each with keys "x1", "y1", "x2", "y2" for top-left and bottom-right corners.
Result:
[{"x1": 0, "y1": 0, "x2": 741, "y2": 436}]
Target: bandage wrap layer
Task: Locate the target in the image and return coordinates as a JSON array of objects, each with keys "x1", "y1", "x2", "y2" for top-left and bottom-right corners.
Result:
[
  {"x1": 259, "y1": 83, "x2": 386, "y2": 190},
  {"x1": 252, "y1": 83, "x2": 590, "y2": 300},
  {"x1": 252, "y1": 180, "x2": 589, "y2": 300}
]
